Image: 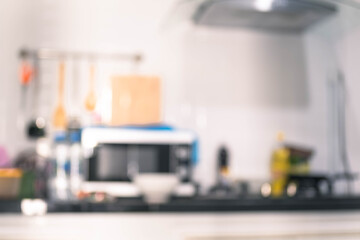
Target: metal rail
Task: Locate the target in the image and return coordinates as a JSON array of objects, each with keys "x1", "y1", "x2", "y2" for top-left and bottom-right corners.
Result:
[{"x1": 19, "y1": 48, "x2": 143, "y2": 62}]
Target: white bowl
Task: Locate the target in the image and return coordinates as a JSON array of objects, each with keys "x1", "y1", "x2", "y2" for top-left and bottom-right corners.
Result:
[{"x1": 134, "y1": 174, "x2": 179, "y2": 204}]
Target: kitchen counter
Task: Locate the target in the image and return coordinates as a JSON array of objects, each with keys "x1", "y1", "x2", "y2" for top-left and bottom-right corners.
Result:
[
  {"x1": 1, "y1": 211, "x2": 360, "y2": 240},
  {"x1": 2, "y1": 197, "x2": 360, "y2": 239}
]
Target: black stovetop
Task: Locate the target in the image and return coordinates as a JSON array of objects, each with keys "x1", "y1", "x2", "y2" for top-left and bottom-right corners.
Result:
[{"x1": 3, "y1": 196, "x2": 360, "y2": 213}]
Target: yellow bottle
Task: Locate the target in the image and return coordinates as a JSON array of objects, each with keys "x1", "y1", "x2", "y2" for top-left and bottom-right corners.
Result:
[{"x1": 270, "y1": 132, "x2": 290, "y2": 197}]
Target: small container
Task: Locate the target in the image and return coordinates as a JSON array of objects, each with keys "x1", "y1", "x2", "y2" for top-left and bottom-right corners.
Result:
[
  {"x1": 0, "y1": 169, "x2": 22, "y2": 199},
  {"x1": 69, "y1": 130, "x2": 83, "y2": 197},
  {"x1": 49, "y1": 132, "x2": 70, "y2": 201}
]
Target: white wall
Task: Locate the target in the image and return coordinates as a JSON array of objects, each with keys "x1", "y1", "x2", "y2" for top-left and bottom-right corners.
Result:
[
  {"x1": 1, "y1": 0, "x2": 360, "y2": 191},
  {"x1": 161, "y1": 26, "x2": 328, "y2": 188},
  {"x1": 304, "y1": 3, "x2": 360, "y2": 193},
  {"x1": 0, "y1": 0, "x2": 35, "y2": 153}
]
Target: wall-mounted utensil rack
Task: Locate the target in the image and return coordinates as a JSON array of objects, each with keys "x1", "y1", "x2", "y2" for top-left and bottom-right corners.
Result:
[{"x1": 17, "y1": 48, "x2": 144, "y2": 134}]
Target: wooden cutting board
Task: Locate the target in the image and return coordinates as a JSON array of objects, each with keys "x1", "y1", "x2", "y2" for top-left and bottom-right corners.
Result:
[{"x1": 111, "y1": 75, "x2": 161, "y2": 126}]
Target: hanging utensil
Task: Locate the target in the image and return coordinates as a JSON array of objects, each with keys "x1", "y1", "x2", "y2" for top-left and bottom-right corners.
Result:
[
  {"x1": 52, "y1": 62, "x2": 67, "y2": 129},
  {"x1": 27, "y1": 57, "x2": 47, "y2": 139},
  {"x1": 20, "y1": 60, "x2": 33, "y2": 85},
  {"x1": 67, "y1": 59, "x2": 82, "y2": 131},
  {"x1": 18, "y1": 51, "x2": 34, "y2": 131},
  {"x1": 84, "y1": 64, "x2": 97, "y2": 112}
]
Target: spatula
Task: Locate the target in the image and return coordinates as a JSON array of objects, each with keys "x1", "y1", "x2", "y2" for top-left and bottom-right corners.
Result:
[
  {"x1": 53, "y1": 62, "x2": 67, "y2": 129},
  {"x1": 84, "y1": 64, "x2": 97, "y2": 112}
]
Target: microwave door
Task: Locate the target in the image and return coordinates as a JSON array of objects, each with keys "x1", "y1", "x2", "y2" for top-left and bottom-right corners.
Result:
[
  {"x1": 137, "y1": 145, "x2": 172, "y2": 174},
  {"x1": 89, "y1": 144, "x2": 130, "y2": 181}
]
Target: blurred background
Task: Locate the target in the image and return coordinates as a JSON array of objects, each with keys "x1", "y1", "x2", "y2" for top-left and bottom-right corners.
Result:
[{"x1": 1, "y1": 0, "x2": 360, "y2": 239}]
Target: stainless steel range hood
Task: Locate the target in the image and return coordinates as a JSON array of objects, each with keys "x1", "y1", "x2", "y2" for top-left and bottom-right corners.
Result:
[{"x1": 168, "y1": 0, "x2": 338, "y2": 32}]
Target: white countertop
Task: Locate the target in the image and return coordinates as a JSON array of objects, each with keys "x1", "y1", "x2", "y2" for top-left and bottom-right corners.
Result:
[{"x1": 1, "y1": 211, "x2": 360, "y2": 240}]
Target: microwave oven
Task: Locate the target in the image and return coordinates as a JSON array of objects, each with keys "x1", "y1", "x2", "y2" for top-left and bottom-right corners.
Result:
[{"x1": 81, "y1": 126, "x2": 198, "y2": 197}]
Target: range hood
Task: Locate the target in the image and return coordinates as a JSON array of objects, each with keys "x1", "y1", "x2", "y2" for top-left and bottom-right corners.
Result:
[{"x1": 169, "y1": 0, "x2": 338, "y2": 32}]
